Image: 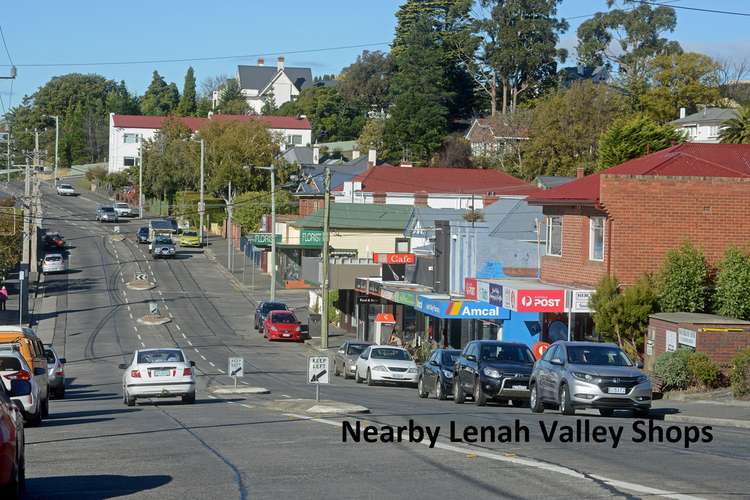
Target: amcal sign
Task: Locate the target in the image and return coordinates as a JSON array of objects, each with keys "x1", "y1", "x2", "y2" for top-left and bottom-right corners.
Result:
[
  {"x1": 516, "y1": 290, "x2": 566, "y2": 312},
  {"x1": 446, "y1": 301, "x2": 501, "y2": 319},
  {"x1": 374, "y1": 253, "x2": 415, "y2": 264}
]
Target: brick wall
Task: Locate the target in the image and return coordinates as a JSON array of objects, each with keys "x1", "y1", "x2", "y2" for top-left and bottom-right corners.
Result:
[{"x1": 299, "y1": 197, "x2": 324, "y2": 217}]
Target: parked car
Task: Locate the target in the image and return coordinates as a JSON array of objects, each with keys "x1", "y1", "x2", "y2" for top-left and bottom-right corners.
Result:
[
  {"x1": 120, "y1": 348, "x2": 196, "y2": 406},
  {"x1": 0, "y1": 376, "x2": 27, "y2": 498},
  {"x1": 41, "y1": 253, "x2": 66, "y2": 275},
  {"x1": 263, "y1": 310, "x2": 303, "y2": 341},
  {"x1": 333, "y1": 341, "x2": 373, "y2": 379},
  {"x1": 151, "y1": 235, "x2": 176, "y2": 259},
  {"x1": 96, "y1": 205, "x2": 118, "y2": 223},
  {"x1": 113, "y1": 202, "x2": 132, "y2": 217},
  {"x1": 44, "y1": 346, "x2": 65, "y2": 399},
  {"x1": 43, "y1": 232, "x2": 65, "y2": 250},
  {"x1": 418, "y1": 348, "x2": 461, "y2": 400},
  {"x1": 453, "y1": 340, "x2": 535, "y2": 406},
  {"x1": 355, "y1": 346, "x2": 418, "y2": 386},
  {"x1": 529, "y1": 341, "x2": 652, "y2": 417},
  {"x1": 254, "y1": 302, "x2": 288, "y2": 332},
  {"x1": 136, "y1": 227, "x2": 150, "y2": 244},
  {"x1": 0, "y1": 327, "x2": 49, "y2": 420},
  {"x1": 55, "y1": 183, "x2": 76, "y2": 196},
  {"x1": 178, "y1": 230, "x2": 201, "y2": 248},
  {"x1": 0, "y1": 352, "x2": 43, "y2": 425}
]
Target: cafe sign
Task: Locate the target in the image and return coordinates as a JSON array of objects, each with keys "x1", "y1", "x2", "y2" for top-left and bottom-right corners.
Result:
[{"x1": 374, "y1": 253, "x2": 415, "y2": 264}]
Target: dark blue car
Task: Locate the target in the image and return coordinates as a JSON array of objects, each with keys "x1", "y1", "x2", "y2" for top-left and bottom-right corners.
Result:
[
  {"x1": 136, "y1": 227, "x2": 149, "y2": 244},
  {"x1": 418, "y1": 348, "x2": 461, "y2": 400}
]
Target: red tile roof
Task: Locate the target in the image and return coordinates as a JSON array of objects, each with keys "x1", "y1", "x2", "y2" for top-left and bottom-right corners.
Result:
[
  {"x1": 111, "y1": 114, "x2": 311, "y2": 131},
  {"x1": 528, "y1": 143, "x2": 750, "y2": 205},
  {"x1": 334, "y1": 165, "x2": 538, "y2": 196}
]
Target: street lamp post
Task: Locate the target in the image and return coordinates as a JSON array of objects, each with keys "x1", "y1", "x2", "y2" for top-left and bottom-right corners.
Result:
[{"x1": 199, "y1": 139, "x2": 205, "y2": 246}]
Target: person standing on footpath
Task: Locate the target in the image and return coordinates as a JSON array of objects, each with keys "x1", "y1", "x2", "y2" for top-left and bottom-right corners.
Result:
[{"x1": 0, "y1": 285, "x2": 8, "y2": 311}]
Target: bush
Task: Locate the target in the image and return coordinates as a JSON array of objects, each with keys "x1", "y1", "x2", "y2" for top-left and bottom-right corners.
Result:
[
  {"x1": 730, "y1": 348, "x2": 750, "y2": 398},
  {"x1": 687, "y1": 352, "x2": 721, "y2": 389},
  {"x1": 653, "y1": 349, "x2": 692, "y2": 391}
]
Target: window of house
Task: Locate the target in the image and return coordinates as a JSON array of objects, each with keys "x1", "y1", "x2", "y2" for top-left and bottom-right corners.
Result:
[
  {"x1": 546, "y1": 216, "x2": 562, "y2": 257},
  {"x1": 123, "y1": 133, "x2": 140, "y2": 144},
  {"x1": 287, "y1": 135, "x2": 303, "y2": 145},
  {"x1": 123, "y1": 157, "x2": 137, "y2": 167},
  {"x1": 589, "y1": 217, "x2": 605, "y2": 261}
]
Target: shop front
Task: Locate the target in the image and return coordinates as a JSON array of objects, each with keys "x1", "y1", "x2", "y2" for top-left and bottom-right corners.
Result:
[{"x1": 354, "y1": 277, "x2": 431, "y2": 344}]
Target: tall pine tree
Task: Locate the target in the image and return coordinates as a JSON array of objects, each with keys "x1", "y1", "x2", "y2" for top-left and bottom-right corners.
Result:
[
  {"x1": 177, "y1": 67, "x2": 197, "y2": 116},
  {"x1": 140, "y1": 71, "x2": 179, "y2": 115}
]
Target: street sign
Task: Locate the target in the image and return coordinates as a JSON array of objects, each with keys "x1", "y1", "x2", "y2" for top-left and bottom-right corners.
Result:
[
  {"x1": 307, "y1": 356, "x2": 329, "y2": 384},
  {"x1": 228, "y1": 357, "x2": 244, "y2": 378},
  {"x1": 18, "y1": 270, "x2": 25, "y2": 281},
  {"x1": 148, "y1": 302, "x2": 159, "y2": 315},
  {"x1": 113, "y1": 225, "x2": 120, "y2": 233},
  {"x1": 135, "y1": 272, "x2": 147, "y2": 281}
]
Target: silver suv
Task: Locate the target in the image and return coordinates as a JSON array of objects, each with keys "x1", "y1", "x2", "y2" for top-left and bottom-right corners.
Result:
[{"x1": 529, "y1": 341, "x2": 652, "y2": 417}]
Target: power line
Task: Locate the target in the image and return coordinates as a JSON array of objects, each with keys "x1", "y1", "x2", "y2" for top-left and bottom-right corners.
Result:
[
  {"x1": 0, "y1": 25, "x2": 13, "y2": 66},
  {"x1": 0, "y1": 42, "x2": 390, "y2": 69},
  {"x1": 634, "y1": 1, "x2": 750, "y2": 17}
]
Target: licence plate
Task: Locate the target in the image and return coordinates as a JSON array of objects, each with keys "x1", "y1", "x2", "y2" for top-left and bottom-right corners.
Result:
[
  {"x1": 607, "y1": 387, "x2": 626, "y2": 394},
  {"x1": 283, "y1": 333, "x2": 291, "y2": 337},
  {"x1": 512, "y1": 385, "x2": 527, "y2": 390},
  {"x1": 393, "y1": 373, "x2": 404, "y2": 378},
  {"x1": 154, "y1": 369, "x2": 170, "y2": 377}
]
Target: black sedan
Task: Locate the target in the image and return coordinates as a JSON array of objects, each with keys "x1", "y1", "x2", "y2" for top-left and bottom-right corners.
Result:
[
  {"x1": 136, "y1": 227, "x2": 149, "y2": 244},
  {"x1": 418, "y1": 348, "x2": 461, "y2": 400},
  {"x1": 254, "y1": 301, "x2": 288, "y2": 332}
]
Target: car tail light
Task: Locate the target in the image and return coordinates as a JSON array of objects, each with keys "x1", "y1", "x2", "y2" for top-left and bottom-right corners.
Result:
[
  {"x1": 183, "y1": 368, "x2": 192, "y2": 377},
  {"x1": 55, "y1": 370, "x2": 64, "y2": 376},
  {"x1": 130, "y1": 369, "x2": 141, "y2": 378},
  {"x1": 7, "y1": 370, "x2": 31, "y2": 381}
]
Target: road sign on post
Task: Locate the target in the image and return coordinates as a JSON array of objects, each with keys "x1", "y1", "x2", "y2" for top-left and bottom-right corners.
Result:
[
  {"x1": 307, "y1": 356, "x2": 329, "y2": 401},
  {"x1": 135, "y1": 272, "x2": 147, "y2": 281},
  {"x1": 228, "y1": 357, "x2": 244, "y2": 388}
]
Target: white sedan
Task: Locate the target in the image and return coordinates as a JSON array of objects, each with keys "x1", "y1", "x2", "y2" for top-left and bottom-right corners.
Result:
[
  {"x1": 42, "y1": 253, "x2": 66, "y2": 274},
  {"x1": 120, "y1": 348, "x2": 196, "y2": 405},
  {"x1": 0, "y1": 351, "x2": 44, "y2": 425},
  {"x1": 56, "y1": 183, "x2": 76, "y2": 196},
  {"x1": 355, "y1": 346, "x2": 419, "y2": 386},
  {"x1": 114, "y1": 202, "x2": 132, "y2": 217}
]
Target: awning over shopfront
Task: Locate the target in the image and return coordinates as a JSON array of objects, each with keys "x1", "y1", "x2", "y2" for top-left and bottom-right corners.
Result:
[
  {"x1": 475, "y1": 278, "x2": 594, "y2": 314},
  {"x1": 415, "y1": 294, "x2": 510, "y2": 320}
]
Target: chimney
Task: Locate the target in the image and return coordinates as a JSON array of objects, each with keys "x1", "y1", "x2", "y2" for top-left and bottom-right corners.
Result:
[
  {"x1": 679, "y1": 107, "x2": 686, "y2": 119},
  {"x1": 313, "y1": 146, "x2": 320, "y2": 165},
  {"x1": 352, "y1": 150, "x2": 361, "y2": 159},
  {"x1": 277, "y1": 56, "x2": 285, "y2": 71},
  {"x1": 576, "y1": 166, "x2": 585, "y2": 179},
  {"x1": 368, "y1": 148, "x2": 377, "y2": 166},
  {"x1": 257, "y1": 57, "x2": 265, "y2": 66}
]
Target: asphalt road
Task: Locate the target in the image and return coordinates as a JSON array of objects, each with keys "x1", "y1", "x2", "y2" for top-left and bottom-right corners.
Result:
[{"x1": 15, "y1": 182, "x2": 750, "y2": 499}]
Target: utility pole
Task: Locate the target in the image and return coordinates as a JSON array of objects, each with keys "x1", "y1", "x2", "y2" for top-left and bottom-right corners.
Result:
[
  {"x1": 33, "y1": 130, "x2": 39, "y2": 169},
  {"x1": 199, "y1": 139, "x2": 205, "y2": 246},
  {"x1": 227, "y1": 181, "x2": 233, "y2": 271},
  {"x1": 52, "y1": 116, "x2": 59, "y2": 186},
  {"x1": 270, "y1": 166, "x2": 276, "y2": 301},
  {"x1": 138, "y1": 144, "x2": 144, "y2": 219},
  {"x1": 20, "y1": 158, "x2": 31, "y2": 325},
  {"x1": 320, "y1": 167, "x2": 331, "y2": 350},
  {"x1": 5, "y1": 130, "x2": 9, "y2": 182}
]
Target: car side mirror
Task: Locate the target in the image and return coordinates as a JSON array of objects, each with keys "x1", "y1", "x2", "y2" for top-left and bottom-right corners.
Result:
[
  {"x1": 636, "y1": 361, "x2": 644, "y2": 369},
  {"x1": 465, "y1": 354, "x2": 476, "y2": 362},
  {"x1": 59, "y1": 358, "x2": 66, "y2": 364},
  {"x1": 34, "y1": 367, "x2": 46, "y2": 376},
  {"x1": 190, "y1": 361, "x2": 196, "y2": 367},
  {"x1": 10, "y1": 379, "x2": 31, "y2": 397},
  {"x1": 429, "y1": 360, "x2": 439, "y2": 366},
  {"x1": 118, "y1": 363, "x2": 128, "y2": 370},
  {"x1": 550, "y1": 358, "x2": 564, "y2": 366}
]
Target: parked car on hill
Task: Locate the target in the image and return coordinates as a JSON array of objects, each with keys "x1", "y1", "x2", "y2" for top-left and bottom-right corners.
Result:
[
  {"x1": 254, "y1": 302, "x2": 288, "y2": 332},
  {"x1": 55, "y1": 183, "x2": 76, "y2": 196},
  {"x1": 113, "y1": 202, "x2": 132, "y2": 217},
  {"x1": 96, "y1": 205, "x2": 118, "y2": 223},
  {"x1": 44, "y1": 346, "x2": 65, "y2": 399},
  {"x1": 42, "y1": 254, "x2": 66, "y2": 275},
  {"x1": 0, "y1": 376, "x2": 27, "y2": 498},
  {"x1": 0, "y1": 352, "x2": 43, "y2": 425},
  {"x1": 418, "y1": 348, "x2": 461, "y2": 400},
  {"x1": 263, "y1": 310, "x2": 303, "y2": 341},
  {"x1": 333, "y1": 341, "x2": 373, "y2": 379}
]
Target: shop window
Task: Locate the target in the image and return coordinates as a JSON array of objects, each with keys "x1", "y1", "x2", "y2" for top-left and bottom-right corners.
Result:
[
  {"x1": 589, "y1": 217, "x2": 605, "y2": 261},
  {"x1": 546, "y1": 216, "x2": 562, "y2": 257}
]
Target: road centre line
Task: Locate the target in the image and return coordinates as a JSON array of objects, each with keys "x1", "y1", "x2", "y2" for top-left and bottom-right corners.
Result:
[
  {"x1": 175, "y1": 324, "x2": 181, "y2": 330},
  {"x1": 200, "y1": 355, "x2": 207, "y2": 360},
  {"x1": 133, "y1": 326, "x2": 138, "y2": 332},
  {"x1": 282, "y1": 414, "x2": 706, "y2": 500},
  {"x1": 187, "y1": 340, "x2": 193, "y2": 346},
  {"x1": 209, "y1": 362, "x2": 215, "y2": 367}
]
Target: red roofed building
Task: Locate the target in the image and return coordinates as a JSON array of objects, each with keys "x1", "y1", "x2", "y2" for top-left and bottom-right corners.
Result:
[
  {"x1": 333, "y1": 165, "x2": 538, "y2": 209},
  {"x1": 108, "y1": 112, "x2": 311, "y2": 173},
  {"x1": 528, "y1": 143, "x2": 750, "y2": 290}
]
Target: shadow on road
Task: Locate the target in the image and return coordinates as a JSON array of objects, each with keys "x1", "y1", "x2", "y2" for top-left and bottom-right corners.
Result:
[
  {"x1": 23, "y1": 474, "x2": 172, "y2": 499},
  {"x1": 46, "y1": 408, "x2": 140, "y2": 420},
  {"x1": 37, "y1": 417, "x2": 116, "y2": 427}
]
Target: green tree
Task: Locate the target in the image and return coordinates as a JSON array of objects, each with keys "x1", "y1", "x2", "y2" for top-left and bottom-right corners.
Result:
[
  {"x1": 357, "y1": 118, "x2": 386, "y2": 156},
  {"x1": 277, "y1": 86, "x2": 365, "y2": 142},
  {"x1": 141, "y1": 117, "x2": 197, "y2": 203},
  {"x1": 641, "y1": 53, "x2": 721, "y2": 123},
  {"x1": 0, "y1": 208, "x2": 22, "y2": 279},
  {"x1": 260, "y1": 89, "x2": 278, "y2": 115},
  {"x1": 714, "y1": 247, "x2": 750, "y2": 320},
  {"x1": 657, "y1": 242, "x2": 711, "y2": 313},
  {"x1": 216, "y1": 79, "x2": 249, "y2": 115},
  {"x1": 177, "y1": 67, "x2": 197, "y2": 116},
  {"x1": 140, "y1": 71, "x2": 180, "y2": 115},
  {"x1": 521, "y1": 80, "x2": 629, "y2": 178},
  {"x1": 598, "y1": 114, "x2": 685, "y2": 169},
  {"x1": 106, "y1": 81, "x2": 140, "y2": 115},
  {"x1": 384, "y1": 15, "x2": 450, "y2": 164},
  {"x1": 577, "y1": 0, "x2": 681, "y2": 106},
  {"x1": 338, "y1": 50, "x2": 393, "y2": 112},
  {"x1": 431, "y1": 134, "x2": 473, "y2": 167},
  {"x1": 233, "y1": 190, "x2": 295, "y2": 233},
  {"x1": 719, "y1": 106, "x2": 750, "y2": 144},
  {"x1": 475, "y1": 0, "x2": 568, "y2": 115}
]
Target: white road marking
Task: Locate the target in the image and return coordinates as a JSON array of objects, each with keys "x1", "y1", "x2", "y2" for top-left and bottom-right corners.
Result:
[
  {"x1": 209, "y1": 361, "x2": 215, "y2": 367},
  {"x1": 158, "y1": 290, "x2": 163, "y2": 296},
  {"x1": 140, "y1": 342, "x2": 145, "y2": 347},
  {"x1": 200, "y1": 355, "x2": 207, "y2": 360},
  {"x1": 132, "y1": 326, "x2": 138, "y2": 332},
  {"x1": 218, "y1": 369, "x2": 225, "y2": 374},
  {"x1": 207, "y1": 395, "x2": 217, "y2": 399},
  {"x1": 126, "y1": 305, "x2": 131, "y2": 312},
  {"x1": 281, "y1": 395, "x2": 291, "y2": 398},
  {"x1": 194, "y1": 348, "x2": 200, "y2": 353},
  {"x1": 164, "y1": 304, "x2": 169, "y2": 310},
  {"x1": 240, "y1": 381, "x2": 249, "y2": 385},
  {"x1": 282, "y1": 415, "x2": 708, "y2": 500},
  {"x1": 239, "y1": 404, "x2": 252, "y2": 409},
  {"x1": 175, "y1": 324, "x2": 180, "y2": 330},
  {"x1": 187, "y1": 340, "x2": 193, "y2": 346},
  {"x1": 120, "y1": 277, "x2": 125, "y2": 283},
  {"x1": 137, "y1": 334, "x2": 142, "y2": 340},
  {"x1": 128, "y1": 313, "x2": 133, "y2": 320},
  {"x1": 181, "y1": 333, "x2": 187, "y2": 339}
]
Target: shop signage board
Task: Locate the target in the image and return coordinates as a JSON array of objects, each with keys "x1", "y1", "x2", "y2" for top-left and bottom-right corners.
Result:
[
  {"x1": 477, "y1": 280, "x2": 490, "y2": 303},
  {"x1": 488, "y1": 283, "x2": 503, "y2": 306},
  {"x1": 415, "y1": 296, "x2": 508, "y2": 320},
  {"x1": 678, "y1": 328, "x2": 697, "y2": 348},
  {"x1": 503, "y1": 287, "x2": 517, "y2": 310},
  {"x1": 357, "y1": 295, "x2": 380, "y2": 304},
  {"x1": 300, "y1": 229, "x2": 323, "y2": 247},
  {"x1": 354, "y1": 278, "x2": 369, "y2": 293},
  {"x1": 666, "y1": 330, "x2": 677, "y2": 352},
  {"x1": 515, "y1": 289, "x2": 566, "y2": 313},
  {"x1": 571, "y1": 290, "x2": 595, "y2": 313},
  {"x1": 368, "y1": 280, "x2": 383, "y2": 296},
  {"x1": 374, "y1": 253, "x2": 415, "y2": 264},
  {"x1": 464, "y1": 278, "x2": 478, "y2": 300},
  {"x1": 380, "y1": 288, "x2": 396, "y2": 301},
  {"x1": 381, "y1": 263, "x2": 406, "y2": 282},
  {"x1": 252, "y1": 232, "x2": 282, "y2": 246},
  {"x1": 395, "y1": 290, "x2": 416, "y2": 307}
]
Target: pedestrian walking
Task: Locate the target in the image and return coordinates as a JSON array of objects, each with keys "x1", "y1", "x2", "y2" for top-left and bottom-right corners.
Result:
[{"x1": 0, "y1": 286, "x2": 8, "y2": 311}]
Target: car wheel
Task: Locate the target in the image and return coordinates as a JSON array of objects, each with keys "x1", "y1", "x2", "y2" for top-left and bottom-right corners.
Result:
[
  {"x1": 343, "y1": 367, "x2": 351, "y2": 380},
  {"x1": 366, "y1": 369, "x2": 375, "y2": 386},
  {"x1": 182, "y1": 393, "x2": 196, "y2": 404},
  {"x1": 26, "y1": 407, "x2": 41, "y2": 427},
  {"x1": 333, "y1": 361, "x2": 340, "y2": 377},
  {"x1": 417, "y1": 377, "x2": 428, "y2": 398},
  {"x1": 436, "y1": 381, "x2": 447, "y2": 400},
  {"x1": 474, "y1": 378, "x2": 487, "y2": 406},
  {"x1": 355, "y1": 368, "x2": 363, "y2": 384},
  {"x1": 453, "y1": 379, "x2": 465, "y2": 404},
  {"x1": 55, "y1": 387, "x2": 65, "y2": 399},
  {"x1": 530, "y1": 383, "x2": 544, "y2": 413},
  {"x1": 599, "y1": 408, "x2": 614, "y2": 417},
  {"x1": 126, "y1": 391, "x2": 136, "y2": 407},
  {"x1": 41, "y1": 396, "x2": 49, "y2": 418},
  {"x1": 634, "y1": 408, "x2": 650, "y2": 418},
  {"x1": 559, "y1": 384, "x2": 575, "y2": 416}
]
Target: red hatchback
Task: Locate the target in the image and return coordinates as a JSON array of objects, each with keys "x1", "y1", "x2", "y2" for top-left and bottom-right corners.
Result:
[{"x1": 264, "y1": 311, "x2": 303, "y2": 341}]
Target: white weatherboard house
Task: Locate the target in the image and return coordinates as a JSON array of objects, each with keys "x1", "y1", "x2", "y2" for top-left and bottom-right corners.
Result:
[
  {"x1": 108, "y1": 113, "x2": 311, "y2": 173},
  {"x1": 671, "y1": 107, "x2": 738, "y2": 144},
  {"x1": 213, "y1": 57, "x2": 313, "y2": 115}
]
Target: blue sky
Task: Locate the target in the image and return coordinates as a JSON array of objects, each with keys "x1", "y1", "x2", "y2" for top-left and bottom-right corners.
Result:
[{"x1": 1, "y1": 0, "x2": 749, "y2": 111}]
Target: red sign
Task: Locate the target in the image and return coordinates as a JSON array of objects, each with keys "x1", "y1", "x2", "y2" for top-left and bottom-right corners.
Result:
[
  {"x1": 516, "y1": 289, "x2": 566, "y2": 312},
  {"x1": 464, "y1": 278, "x2": 478, "y2": 300},
  {"x1": 374, "y1": 253, "x2": 415, "y2": 264},
  {"x1": 532, "y1": 341, "x2": 550, "y2": 360}
]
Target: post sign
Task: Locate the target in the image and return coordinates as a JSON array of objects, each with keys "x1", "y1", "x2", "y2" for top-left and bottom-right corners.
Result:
[
  {"x1": 571, "y1": 290, "x2": 595, "y2": 313},
  {"x1": 678, "y1": 328, "x2": 697, "y2": 348},
  {"x1": 307, "y1": 356, "x2": 330, "y2": 384},
  {"x1": 374, "y1": 253, "x2": 415, "y2": 264},
  {"x1": 228, "y1": 357, "x2": 244, "y2": 378},
  {"x1": 252, "y1": 233, "x2": 282, "y2": 246},
  {"x1": 382, "y1": 263, "x2": 406, "y2": 282},
  {"x1": 515, "y1": 289, "x2": 566, "y2": 313},
  {"x1": 666, "y1": 330, "x2": 677, "y2": 352},
  {"x1": 357, "y1": 295, "x2": 380, "y2": 304},
  {"x1": 464, "y1": 278, "x2": 477, "y2": 300},
  {"x1": 300, "y1": 229, "x2": 323, "y2": 248},
  {"x1": 488, "y1": 283, "x2": 503, "y2": 307}
]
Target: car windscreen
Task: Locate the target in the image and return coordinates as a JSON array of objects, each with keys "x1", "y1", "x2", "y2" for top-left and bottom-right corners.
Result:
[
  {"x1": 272, "y1": 313, "x2": 297, "y2": 323},
  {"x1": 479, "y1": 344, "x2": 534, "y2": 364},
  {"x1": 0, "y1": 357, "x2": 22, "y2": 371},
  {"x1": 370, "y1": 348, "x2": 412, "y2": 361},
  {"x1": 183, "y1": 231, "x2": 198, "y2": 237},
  {"x1": 347, "y1": 344, "x2": 368, "y2": 356},
  {"x1": 567, "y1": 345, "x2": 633, "y2": 366},
  {"x1": 45, "y1": 255, "x2": 63, "y2": 262},
  {"x1": 60, "y1": 184, "x2": 73, "y2": 189},
  {"x1": 262, "y1": 303, "x2": 287, "y2": 313},
  {"x1": 155, "y1": 236, "x2": 172, "y2": 244},
  {"x1": 101, "y1": 207, "x2": 115, "y2": 212},
  {"x1": 442, "y1": 351, "x2": 460, "y2": 365},
  {"x1": 44, "y1": 349, "x2": 56, "y2": 364},
  {"x1": 137, "y1": 350, "x2": 184, "y2": 364},
  {"x1": 138, "y1": 227, "x2": 149, "y2": 234},
  {"x1": 115, "y1": 203, "x2": 128, "y2": 208}
]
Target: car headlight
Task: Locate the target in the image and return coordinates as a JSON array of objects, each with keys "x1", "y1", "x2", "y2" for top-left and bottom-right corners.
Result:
[
  {"x1": 572, "y1": 372, "x2": 601, "y2": 383},
  {"x1": 372, "y1": 365, "x2": 387, "y2": 372},
  {"x1": 637, "y1": 375, "x2": 650, "y2": 384},
  {"x1": 270, "y1": 326, "x2": 278, "y2": 332},
  {"x1": 407, "y1": 367, "x2": 417, "y2": 374},
  {"x1": 483, "y1": 367, "x2": 502, "y2": 378},
  {"x1": 442, "y1": 369, "x2": 453, "y2": 378}
]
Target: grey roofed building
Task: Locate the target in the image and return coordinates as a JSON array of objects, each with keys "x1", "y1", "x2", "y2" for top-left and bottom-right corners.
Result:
[
  {"x1": 404, "y1": 207, "x2": 469, "y2": 252},
  {"x1": 558, "y1": 65, "x2": 610, "y2": 87},
  {"x1": 535, "y1": 176, "x2": 576, "y2": 190},
  {"x1": 670, "y1": 107, "x2": 739, "y2": 143},
  {"x1": 295, "y1": 156, "x2": 371, "y2": 196},
  {"x1": 237, "y1": 65, "x2": 313, "y2": 93},
  {"x1": 281, "y1": 146, "x2": 315, "y2": 166},
  {"x1": 671, "y1": 107, "x2": 738, "y2": 126}
]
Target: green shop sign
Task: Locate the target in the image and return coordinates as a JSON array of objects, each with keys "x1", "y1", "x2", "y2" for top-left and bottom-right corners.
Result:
[
  {"x1": 395, "y1": 290, "x2": 416, "y2": 307},
  {"x1": 300, "y1": 229, "x2": 323, "y2": 248},
  {"x1": 252, "y1": 233, "x2": 282, "y2": 246}
]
